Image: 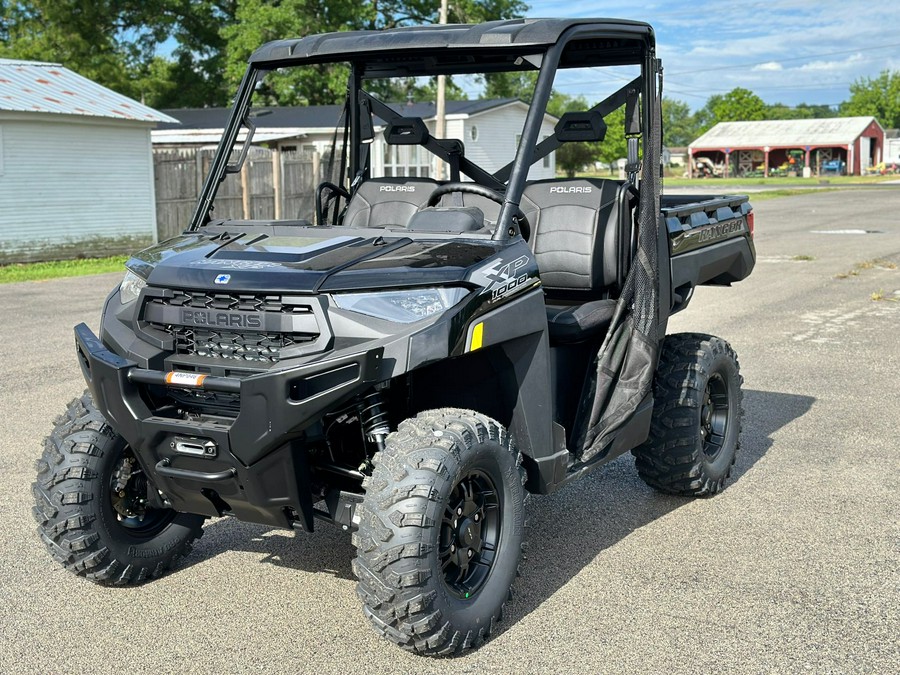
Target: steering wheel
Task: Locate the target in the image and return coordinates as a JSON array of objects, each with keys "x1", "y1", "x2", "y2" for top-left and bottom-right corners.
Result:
[
  {"x1": 315, "y1": 181, "x2": 350, "y2": 226},
  {"x1": 425, "y1": 183, "x2": 530, "y2": 241}
]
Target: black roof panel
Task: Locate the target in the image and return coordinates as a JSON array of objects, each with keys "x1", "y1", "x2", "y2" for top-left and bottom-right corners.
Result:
[{"x1": 249, "y1": 19, "x2": 653, "y2": 67}]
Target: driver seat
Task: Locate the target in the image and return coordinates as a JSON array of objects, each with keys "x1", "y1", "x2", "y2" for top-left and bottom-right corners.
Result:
[{"x1": 342, "y1": 177, "x2": 439, "y2": 229}]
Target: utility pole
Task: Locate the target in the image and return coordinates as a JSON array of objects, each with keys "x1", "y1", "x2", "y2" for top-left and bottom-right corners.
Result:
[{"x1": 434, "y1": 0, "x2": 448, "y2": 180}]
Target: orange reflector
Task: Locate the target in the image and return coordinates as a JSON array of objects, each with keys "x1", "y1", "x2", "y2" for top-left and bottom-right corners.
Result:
[{"x1": 165, "y1": 372, "x2": 207, "y2": 388}]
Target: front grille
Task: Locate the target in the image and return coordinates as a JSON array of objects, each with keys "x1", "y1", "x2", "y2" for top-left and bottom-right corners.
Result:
[
  {"x1": 144, "y1": 290, "x2": 320, "y2": 364},
  {"x1": 153, "y1": 290, "x2": 301, "y2": 314},
  {"x1": 169, "y1": 326, "x2": 306, "y2": 363}
]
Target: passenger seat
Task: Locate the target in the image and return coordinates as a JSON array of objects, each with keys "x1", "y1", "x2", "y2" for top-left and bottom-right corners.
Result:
[{"x1": 520, "y1": 178, "x2": 632, "y2": 343}]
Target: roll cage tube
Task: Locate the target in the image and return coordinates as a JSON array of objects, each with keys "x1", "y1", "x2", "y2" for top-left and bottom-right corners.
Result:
[
  {"x1": 189, "y1": 66, "x2": 262, "y2": 230},
  {"x1": 493, "y1": 25, "x2": 653, "y2": 241},
  {"x1": 360, "y1": 93, "x2": 506, "y2": 191},
  {"x1": 493, "y1": 42, "x2": 563, "y2": 242}
]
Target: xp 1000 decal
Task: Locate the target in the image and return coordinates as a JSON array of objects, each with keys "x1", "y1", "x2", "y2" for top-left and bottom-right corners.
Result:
[{"x1": 470, "y1": 254, "x2": 539, "y2": 303}]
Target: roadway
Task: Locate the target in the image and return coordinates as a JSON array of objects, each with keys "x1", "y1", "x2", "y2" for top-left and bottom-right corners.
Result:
[{"x1": 0, "y1": 188, "x2": 897, "y2": 673}]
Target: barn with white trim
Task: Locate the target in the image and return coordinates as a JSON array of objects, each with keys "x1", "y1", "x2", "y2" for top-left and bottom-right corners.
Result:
[{"x1": 689, "y1": 117, "x2": 885, "y2": 178}]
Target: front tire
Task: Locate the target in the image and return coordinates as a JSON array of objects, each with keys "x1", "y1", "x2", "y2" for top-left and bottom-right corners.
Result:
[
  {"x1": 633, "y1": 333, "x2": 743, "y2": 496},
  {"x1": 353, "y1": 409, "x2": 526, "y2": 656},
  {"x1": 33, "y1": 391, "x2": 204, "y2": 584}
]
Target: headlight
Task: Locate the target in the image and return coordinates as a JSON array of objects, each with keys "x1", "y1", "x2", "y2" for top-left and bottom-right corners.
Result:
[
  {"x1": 119, "y1": 269, "x2": 147, "y2": 304},
  {"x1": 332, "y1": 287, "x2": 469, "y2": 323}
]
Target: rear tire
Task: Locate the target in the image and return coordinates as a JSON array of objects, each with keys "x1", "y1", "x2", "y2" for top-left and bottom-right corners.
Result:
[
  {"x1": 33, "y1": 391, "x2": 204, "y2": 585},
  {"x1": 352, "y1": 409, "x2": 526, "y2": 656},
  {"x1": 633, "y1": 333, "x2": 743, "y2": 496}
]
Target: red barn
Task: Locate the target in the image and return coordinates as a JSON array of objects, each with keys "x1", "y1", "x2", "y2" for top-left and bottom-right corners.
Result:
[{"x1": 689, "y1": 117, "x2": 885, "y2": 177}]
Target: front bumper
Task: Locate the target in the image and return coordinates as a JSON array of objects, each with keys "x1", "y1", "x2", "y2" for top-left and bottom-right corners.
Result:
[{"x1": 75, "y1": 322, "x2": 384, "y2": 528}]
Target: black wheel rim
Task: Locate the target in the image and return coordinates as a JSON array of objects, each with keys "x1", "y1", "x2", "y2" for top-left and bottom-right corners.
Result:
[
  {"x1": 700, "y1": 372, "x2": 730, "y2": 459},
  {"x1": 109, "y1": 446, "x2": 175, "y2": 537},
  {"x1": 439, "y1": 470, "x2": 501, "y2": 599}
]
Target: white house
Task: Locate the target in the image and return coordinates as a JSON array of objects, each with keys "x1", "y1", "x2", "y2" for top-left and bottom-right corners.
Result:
[
  {"x1": 0, "y1": 58, "x2": 175, "y2": 262},
  {"x1": 153, "y1": 99, "x2": 557, "y2": 182},
  {"x1": 885, "y1": 129, "x2": 900, "y2": 164}
]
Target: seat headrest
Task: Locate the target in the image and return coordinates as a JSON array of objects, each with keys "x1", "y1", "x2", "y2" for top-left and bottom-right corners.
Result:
[
  {"x1": 383, "y1": 117, "x2": 430, "y2": 145},
  {"x1": 342, "y1": 177, "x2": 440, "y2": 229}
]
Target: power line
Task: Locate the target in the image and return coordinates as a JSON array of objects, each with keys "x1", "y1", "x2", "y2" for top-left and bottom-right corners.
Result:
[{"x1": 667, "y1": 41, "x2": 900, "y2": 75}]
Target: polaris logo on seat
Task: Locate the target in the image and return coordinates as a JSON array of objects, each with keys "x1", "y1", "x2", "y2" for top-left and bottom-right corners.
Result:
[
  {"x1": 549, "y1": 186, "x2": 592, "y2": 194},
  {"x1": 379, "y1": 185, "x2": 416, "y2": 192}
]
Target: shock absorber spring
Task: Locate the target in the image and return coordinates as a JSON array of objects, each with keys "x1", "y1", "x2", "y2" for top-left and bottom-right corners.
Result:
[{"x1": 358, "y1": 389, "x2": 390, "y2": 454}]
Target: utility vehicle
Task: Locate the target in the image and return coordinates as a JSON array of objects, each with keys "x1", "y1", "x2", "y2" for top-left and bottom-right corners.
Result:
[{"x1": 35, "y1": 18, "x2": 756, "y2": 656}]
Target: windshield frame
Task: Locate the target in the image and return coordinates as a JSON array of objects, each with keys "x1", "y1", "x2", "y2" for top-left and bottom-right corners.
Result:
[{"x1": 188, "y1": 22, "x2": 656, "y2": 241}]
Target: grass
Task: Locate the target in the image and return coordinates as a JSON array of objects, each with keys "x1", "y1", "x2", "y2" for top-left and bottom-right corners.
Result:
[
  {"x1": 745, "y1": 188, "x2": 839, "y2": 201},
  {"x1": 870, "y1": 289, "x2": 898, "y2": 302},
  {"x1": 0, "y1": 256, "x2": 128, "y2": 284},
  {"x1": 578, "y1": 170, "x2": 898, "y2": 188},
  {"x1": 857, "y1": 259, "x2": 897, "y2": 271},
  {"x1": 661, "y1": 174, "x2": 898, "y2": 188},
  {"x1": 792, "y1": 255, "x2": 816, "y2": 262},
  {"x1": 835, "y1": 259, "x2": 898, "y2": 280}
]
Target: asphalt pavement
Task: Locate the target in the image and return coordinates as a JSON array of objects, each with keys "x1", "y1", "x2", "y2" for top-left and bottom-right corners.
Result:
[{"x1": 0, "y1": 188, "x2": 898, "y2": 673}]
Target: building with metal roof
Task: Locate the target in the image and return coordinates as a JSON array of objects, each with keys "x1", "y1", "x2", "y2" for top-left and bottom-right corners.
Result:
[
  {"x1": 688, "y1": 117, "x2": 884, "y2": 178},
  {"x1": 0, "y1": 58, "x2": 174, "y2": 262}
]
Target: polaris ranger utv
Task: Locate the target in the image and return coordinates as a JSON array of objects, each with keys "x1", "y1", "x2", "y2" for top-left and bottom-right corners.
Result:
[{"x1": 34, "y1": 18, "x2": 755, "y2": 655}]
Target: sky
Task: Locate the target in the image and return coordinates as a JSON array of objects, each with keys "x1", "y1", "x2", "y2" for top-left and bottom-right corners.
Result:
[{"x1": 525, "y1": 0, "x2": 900, "y2": 110}]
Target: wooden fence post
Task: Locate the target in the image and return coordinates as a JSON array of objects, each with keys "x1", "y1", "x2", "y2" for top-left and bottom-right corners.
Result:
[
  {"x1": 273, "y1": 145, "x2": 282, "y2": 220},
  {"x1": 240, "y1": 161, "x2": 250, "y2": 219}
]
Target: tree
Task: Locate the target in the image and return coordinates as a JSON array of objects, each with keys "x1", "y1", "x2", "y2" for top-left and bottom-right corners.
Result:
[
  {"x1": 556, "y1": 143, "x2": 597, "y2": 178},
  {"x1": 0, "y1": 1, "x2": 136, "y2": 97},
  {"x1": 661, "y1": 98, "x2": 698, "y2": 147},
  {"x1": 547, "y1": 92, "x2": 594, "y2": 176},
  {"x1": 764, "y1": 102, "x2": 837, "y2": 120},
  {"x1": 693, "y1": 87, "x2": 767, "y2": 135},
  {"x1": 765, "y1": 103, "x2": 813, "y2": 120},
  {"x1": 596, "y1": 105, "x2": 627, "y2": 167},
  {"x1": 543, "y1": 92, "x2": 627, "y2": 175},
  {"x1": 0, "y1": 1, "x2": 237, "y2": 107},
  {"x1": 0, "y1": 1, "x2": 526, "y2": 109},
  {"x1": 481, "y1": 70, "x2": 539, "y2": 102},
  {"x1": 840, "y1": 70, "x2": 900, "y2": 129},
  {"x1": 221, "y1": 0, "x2": 528, "y2": 106}
]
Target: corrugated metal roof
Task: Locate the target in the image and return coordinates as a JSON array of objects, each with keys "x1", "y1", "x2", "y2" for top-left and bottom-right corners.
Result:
[
  {"x1": 690, "y1": 117, "x2": 881, "y2": 150},
  {"x1": 0, "y1": 58, "x2": 177, "y2": 123}
]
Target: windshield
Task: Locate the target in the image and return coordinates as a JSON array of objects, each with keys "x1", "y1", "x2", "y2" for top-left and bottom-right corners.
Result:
[{"x1": 188, "y1": 48, "x2": 645, "y2": 231}]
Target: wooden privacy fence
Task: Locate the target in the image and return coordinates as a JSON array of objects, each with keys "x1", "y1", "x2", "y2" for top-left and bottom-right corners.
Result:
[{"x1": 153, "y1": 146, "x2": 320, "y2": 241}]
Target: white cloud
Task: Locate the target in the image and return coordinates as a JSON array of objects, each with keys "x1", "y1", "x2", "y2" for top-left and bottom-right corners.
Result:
[
  {"x1": 525, "y1": 0, "x2": 900, "y2": 108},
  {"x1": 799, "y1": 53, "x2": 864, "y2": 72}
]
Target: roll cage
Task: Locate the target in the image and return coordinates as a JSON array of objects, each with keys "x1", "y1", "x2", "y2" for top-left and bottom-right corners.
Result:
[{"x1": 189, "y1": 19, "x2": 659, "y2": 241}]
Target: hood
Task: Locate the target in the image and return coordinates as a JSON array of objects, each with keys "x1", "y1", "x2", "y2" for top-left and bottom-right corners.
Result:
[{"x1": 132, "y1": 228, "x2": 500, "y2": 293}]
